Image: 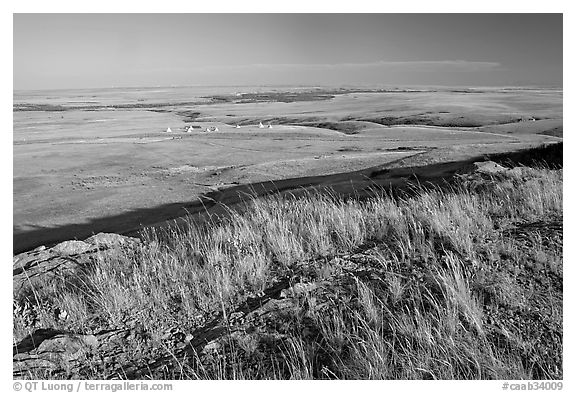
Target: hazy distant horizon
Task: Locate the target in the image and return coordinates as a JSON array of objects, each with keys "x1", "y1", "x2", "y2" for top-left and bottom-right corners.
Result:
[
  {"x1": 14, "y1": 14, "x2": 562, "y2": 91},
  {"x1": 13, "y1": 82, "x2": 564, "y2": 94}
]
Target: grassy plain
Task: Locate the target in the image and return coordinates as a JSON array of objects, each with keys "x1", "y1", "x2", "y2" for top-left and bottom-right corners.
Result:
[
  {"x1": 13, "y1": 86, "x2": 562, "y2": 252},
  {"x1": 12, "y1": 86, "x2": 563, "y2": 379}
]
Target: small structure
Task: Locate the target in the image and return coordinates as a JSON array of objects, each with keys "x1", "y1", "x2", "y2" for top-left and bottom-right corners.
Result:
[
  {"x1": 267, "y1": 124, "x2": 273, "y2": 129},
  {"x1": 258, "y1": 122, "x2": 265, "y2": 128},
  {"x1": 206, "y1": 126, "x2": 219, "y2": 132},
  {"x1": 165, "y1": 127, "x2": 172, "y2": 133},
  {"x1": 186, "y1": 125, "x2": 194, "y2": 132},
  {"x1": 235, "y1": 124, "x2": 241, "y2": 129}
]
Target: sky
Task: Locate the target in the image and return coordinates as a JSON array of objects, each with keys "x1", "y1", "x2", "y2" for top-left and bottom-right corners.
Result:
[{"x1": 13, "y1": 13, "x2": 563, "y2": 90}]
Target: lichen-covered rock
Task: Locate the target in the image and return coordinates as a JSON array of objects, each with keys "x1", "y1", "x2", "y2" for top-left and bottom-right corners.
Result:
[
  {"x1": 35, "y1": 334, "x2": 98, "y2": 361},
  {"x1": 13, "y1": 329, "x2": 118, "y2": 378},
  {"x1": 50, "y1": 240, "x2": 94, "y2": 255},
  {"x1": 473, "y1": 161, "x2": 508, "y2": 174},
  {"x1": 85, "y1": 232, "x2": 141, "y2": 248},
  {"x1": 13, "y1": 249, "x2": 85, "y2": 293},
  {"x1": 13, "y1": 233, "x2": 140, "y2": 295}
]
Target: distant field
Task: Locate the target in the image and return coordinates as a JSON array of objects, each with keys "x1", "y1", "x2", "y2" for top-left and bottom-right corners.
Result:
[{"x1": 13, "y1": 86, "x2": 562, "y2": 252}]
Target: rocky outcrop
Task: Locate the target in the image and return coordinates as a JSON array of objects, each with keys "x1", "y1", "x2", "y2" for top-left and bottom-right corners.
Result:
[
  {"x1": 14, "y1": 330, "x2": 99, "y2": 377},
  {"x1": 50, "y1": 240, "x2": 94, "y2": 256},
  {"x1": 12, "y1": 232, "x2": 345, "y2": 379},
  {"x1": 13, "y1": 233, "x2": 142, "y2": 378},
  {"x1": 85, "y1": 232, "x2": 140, "y2": 248},
  {"x1": 13, "y1": 233, "x2": 140, "y2": 294}
]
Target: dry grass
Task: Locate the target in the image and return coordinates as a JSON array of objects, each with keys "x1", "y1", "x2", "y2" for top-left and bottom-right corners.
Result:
[{"x1": 14, "y1": 165, "x2": 563, "y2": 379}]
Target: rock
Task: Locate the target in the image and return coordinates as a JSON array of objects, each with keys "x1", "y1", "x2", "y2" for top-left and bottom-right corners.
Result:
[
  {"x1": 473, "y1": 161, "x2": 508, "y2": 175},
  {"x1": 280, "y1": 282, "x2": 318, "y2": 298},
  {"x1": 35, "y1": 334, "x2": 98, "y2": 361},
  {"x1": 14, "y1": 233, "x2": 141, "y2": 295},
  {"x1": 13, "y1": 329, "x2": 125, "y2": 378},
  {"x1": 51, "y1": 240, "x2": 94, "y2": 255},
  {"x1": 13, "y1": 250, "x2": 85, "y2": 293},
  {"x1": 202, "y1": 340, "x2": 222, "y2": 354},
  {"x1": 85, "y1": 233, "x2": 141, "y2": 248},
  {"x1": 507, "y1": 166, "x2": 532, "y2": 178}
]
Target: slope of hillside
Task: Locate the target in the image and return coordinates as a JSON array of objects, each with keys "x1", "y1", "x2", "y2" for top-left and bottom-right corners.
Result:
[{"x1": 13, "y1": 144, "x2": 563, "y2": 380}]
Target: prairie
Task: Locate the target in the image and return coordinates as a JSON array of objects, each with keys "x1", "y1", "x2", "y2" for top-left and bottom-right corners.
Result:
[
  {"x1": 12, "y1": 86, "x2": 563, "y2": 379},
  {"x1": 13, "y1": 86, "x2": 562, "y2": 253},
  {"x1": 13, "y1": 145, "x2": 563, "y2": 379}
]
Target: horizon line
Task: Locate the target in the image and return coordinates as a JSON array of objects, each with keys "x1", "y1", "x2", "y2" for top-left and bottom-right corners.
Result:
[{"x1": 13, "y1": 82, "x2": 564, "y2": 93}]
